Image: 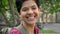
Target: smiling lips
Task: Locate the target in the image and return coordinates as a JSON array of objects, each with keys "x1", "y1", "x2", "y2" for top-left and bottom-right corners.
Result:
[{"x1": 26, "y1": 15, "x2": 36, "y2": 21}]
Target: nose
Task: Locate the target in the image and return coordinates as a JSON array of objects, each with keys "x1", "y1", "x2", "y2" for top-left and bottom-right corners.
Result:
[{"x1": 27, "y1": 9, "x2": 34, "y2": 15}]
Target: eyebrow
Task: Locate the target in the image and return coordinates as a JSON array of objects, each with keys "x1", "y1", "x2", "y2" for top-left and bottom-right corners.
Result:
[
  {"x1": 22, "y1": 4, "x2": 37, "y2": 9},
  {"x1": 31, "y1": 5, "x2": 37, "y2": 7}
]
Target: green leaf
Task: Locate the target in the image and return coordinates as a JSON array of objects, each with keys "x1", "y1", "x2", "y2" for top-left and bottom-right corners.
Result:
[{"x1": 2, "y1": 0, "x2": 8, "y2": 7}]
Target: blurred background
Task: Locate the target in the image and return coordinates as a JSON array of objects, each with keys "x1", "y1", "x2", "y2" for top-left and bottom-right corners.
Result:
[{"x1": 0, "y1": 0, "x2": 60, "y2": 34}]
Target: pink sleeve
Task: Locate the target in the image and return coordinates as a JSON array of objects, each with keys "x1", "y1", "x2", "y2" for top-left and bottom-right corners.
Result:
[{"x1": 8, "y1": 28, "x2": 21, "y2": 34}]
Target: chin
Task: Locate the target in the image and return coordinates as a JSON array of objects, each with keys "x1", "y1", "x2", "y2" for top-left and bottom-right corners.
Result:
[{"x1": 26, "y1": 21, "x2": 36, "y2": 25}]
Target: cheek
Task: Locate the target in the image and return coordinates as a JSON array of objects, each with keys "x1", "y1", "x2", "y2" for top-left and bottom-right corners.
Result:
[
  {"x1": 35, "y1": 10, "x2": 40, "y2": 18},
  {"x1": 20, "y1": 14, "x2": 25, "y2": 21},
  {"x1": 35, "y1": 9, "x2": 39, "y2": 14},
  {"x1": 20, "y1": 12, "x2": 26, "y2": 19}
]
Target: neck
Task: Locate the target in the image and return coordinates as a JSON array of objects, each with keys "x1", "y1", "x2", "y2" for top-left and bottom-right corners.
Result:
[{"x1": 23, "y1": 22, "x2": 35, "y2": 34}]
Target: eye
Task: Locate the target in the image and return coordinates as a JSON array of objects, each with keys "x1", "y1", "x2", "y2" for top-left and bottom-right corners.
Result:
[
  {"x1": 32, "y1": 7, "x2": 36, "y2": 10},
  {"x1": 32, "y1": 6, "x2": 37, "y2": 10},
  {"x1": 22, "y1": 7, "x2": 29, "y2": 12}
]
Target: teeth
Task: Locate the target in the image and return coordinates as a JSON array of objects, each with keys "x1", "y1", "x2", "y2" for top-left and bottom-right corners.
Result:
[
  {"x1": 26, "y1": 15, "x2": 36, "y2": 18},
  {"x1": 26, "y1": 16, "x2": 34, "y2": 18},
  {"x1": 26, "y1": 16, "x2": 35, "y2": 18}
]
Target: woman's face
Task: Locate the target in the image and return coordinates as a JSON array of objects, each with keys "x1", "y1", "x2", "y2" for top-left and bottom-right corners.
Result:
[{"x1": 20, "y1": 0, "x2": 40, "y2": 25}]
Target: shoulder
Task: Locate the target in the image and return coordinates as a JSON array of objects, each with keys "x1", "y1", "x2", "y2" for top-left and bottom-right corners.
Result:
[
  {"x1": 8, "y1": 28, "x2": 21, "y2": 34},
  {"x1": 34, "y1": 26, "x2": 41, "y2": 34}
]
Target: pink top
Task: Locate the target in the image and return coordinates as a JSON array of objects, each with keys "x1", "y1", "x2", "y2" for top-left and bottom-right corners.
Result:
[
  {"x1": 8, "y1": 26, "x2": 40, "y2": 34},
  {"x1": 8, "y1": 28, "x2": 21, "y2": 34}
]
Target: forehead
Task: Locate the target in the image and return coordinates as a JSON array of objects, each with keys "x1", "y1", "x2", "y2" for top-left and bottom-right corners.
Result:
[{"x1": 21, "y1": 0, "x2": 37, "y2": 8}]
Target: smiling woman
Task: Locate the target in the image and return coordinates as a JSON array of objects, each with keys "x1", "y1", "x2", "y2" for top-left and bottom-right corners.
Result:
[
  {"x1": 8, "y1": 0, "x2": 41, "y2": 34},
  {"x1": 20, "y1": 0, "x2": 40, "y2": 25}
]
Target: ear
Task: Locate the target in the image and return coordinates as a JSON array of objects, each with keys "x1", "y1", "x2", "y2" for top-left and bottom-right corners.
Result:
[
  {"x1": 38, "y1": 8, "x2": 40, "y2": 16},
  {"x1": 18, "y1": 12, "x2": 21, "y2": 15},
  {"x1": 38, "y1": 8, "x2": 40, "y2": 11},
  {"x1": 18, "y1": 12, "x2": 21, "y2": 18},
  {"x1": 38, "y1": 8, "x2": 40, "y2": 13}
]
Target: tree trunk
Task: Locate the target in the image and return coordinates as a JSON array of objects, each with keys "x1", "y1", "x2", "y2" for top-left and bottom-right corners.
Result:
[
  {"x1": 8, "y1": 0, "x2": 16, "y2": 27},
  {"x1": 8, "y1": 0, "x2": 21, "y2": 26}
]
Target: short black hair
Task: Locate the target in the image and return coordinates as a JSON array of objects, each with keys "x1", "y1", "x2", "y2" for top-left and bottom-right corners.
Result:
[{"x1": 16, "y1": 0, "x2": 40, "y2": 13}]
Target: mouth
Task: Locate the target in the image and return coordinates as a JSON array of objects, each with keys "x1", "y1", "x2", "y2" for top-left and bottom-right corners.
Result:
[{"x1": 26, "y1": 15, "x2": 36, "y2": 21}]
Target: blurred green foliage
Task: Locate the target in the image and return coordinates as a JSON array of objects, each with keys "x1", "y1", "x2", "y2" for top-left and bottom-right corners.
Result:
[{"x1": 0, "y1": 0, "x2": 60, "y2": 27}]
